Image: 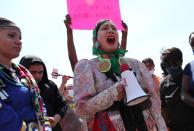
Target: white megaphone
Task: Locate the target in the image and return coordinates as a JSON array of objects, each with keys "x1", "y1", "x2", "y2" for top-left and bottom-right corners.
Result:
[{"x1": 120, "y1": 64, "x2": 149, "y2": 106}]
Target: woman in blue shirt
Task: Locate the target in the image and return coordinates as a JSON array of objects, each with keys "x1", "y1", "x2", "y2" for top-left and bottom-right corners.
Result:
[{"x1": 0, "y1": 17, "x2": 51, "y2": 131}]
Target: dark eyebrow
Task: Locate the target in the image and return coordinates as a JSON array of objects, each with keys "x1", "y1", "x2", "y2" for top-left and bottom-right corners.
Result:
[
  {"x1": 10, "y1": 30, "x2": 21, "y2": 38},
  {"x1": 111, "y1": 24, "x2": 117, "y2": 30}
]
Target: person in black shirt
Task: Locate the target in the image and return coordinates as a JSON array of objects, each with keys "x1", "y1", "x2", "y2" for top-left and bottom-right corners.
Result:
[
  {"x1": 19, "y1": 55, "x2": 68, "y2": 131},
  {"x1": 160, "y1": 47, "x2": 194, "y2": 131}
]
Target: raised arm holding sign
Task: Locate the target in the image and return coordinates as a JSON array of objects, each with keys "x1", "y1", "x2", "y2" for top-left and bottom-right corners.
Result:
[{"x1": 64, "y1": 14, "x2": 128, "y2": 71}]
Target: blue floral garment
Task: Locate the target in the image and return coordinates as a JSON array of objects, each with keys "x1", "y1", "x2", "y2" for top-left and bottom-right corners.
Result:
[{"x1": 0, "y1": 64, "x2": 37, "y2": 131}]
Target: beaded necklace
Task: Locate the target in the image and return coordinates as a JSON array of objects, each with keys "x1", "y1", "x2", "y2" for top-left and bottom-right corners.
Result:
[{"x1": 0, "y1": 64, "x2": 51, "y2": 130}]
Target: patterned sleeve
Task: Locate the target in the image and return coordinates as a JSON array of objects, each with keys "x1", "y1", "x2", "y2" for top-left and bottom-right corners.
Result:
[
  {"x1": 121, "y1": 58, "x2": 167, "y2": 130},
  {"x1": 73, "y1": 59, "x2": 119, "y2": 117},
  {"x1": 138, "y1": 60, "x2": 167, "y2": 130}
]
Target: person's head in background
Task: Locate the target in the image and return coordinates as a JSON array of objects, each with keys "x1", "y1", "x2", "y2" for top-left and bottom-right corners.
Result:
[
  {"x1": 189, "y1": 32, "x2": 194, "y2": 54},
  {"x1": 19, "y1": 55, "x2": 49, "y2": 85},
  {"x1": 160, "y1": 47, "x2": 183, "y2": 78},
  {"x1": 0, "y1": 17, "x2": 22, "y2": 68},
  {"x1": 142, "y1": 58, "x2": 155, "y2": 75}
]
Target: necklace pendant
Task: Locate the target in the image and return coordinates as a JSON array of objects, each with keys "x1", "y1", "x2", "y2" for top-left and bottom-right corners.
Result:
[{"x1": 97, "y1": 59, "x2": 111, "y2": 72}]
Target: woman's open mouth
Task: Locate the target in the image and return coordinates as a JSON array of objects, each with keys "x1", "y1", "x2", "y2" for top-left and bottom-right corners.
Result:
[{"x1": 106, "y1": 36, "x2": 115, "y2": 44}]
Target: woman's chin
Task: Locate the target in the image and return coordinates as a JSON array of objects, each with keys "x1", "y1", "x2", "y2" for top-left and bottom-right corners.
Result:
[{"x1": 105, "y1": 48, "x2": 118, "y2": 53}]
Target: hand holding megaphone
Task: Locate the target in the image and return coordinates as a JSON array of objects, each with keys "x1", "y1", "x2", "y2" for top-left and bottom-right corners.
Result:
[
  {"x1": 120, "y1": 64, "x2": 149, "y2": 106},
  {"x1": 51, "y1": 68, "x2": 73, "y2": 79},
  {"x1": 116, "y1": 83, "x2": 126, "y2": 101}
]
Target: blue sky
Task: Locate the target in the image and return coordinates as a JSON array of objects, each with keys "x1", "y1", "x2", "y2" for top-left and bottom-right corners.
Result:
[{"x1": 1, "y1": 0, "x2": 194, "y2": 85}]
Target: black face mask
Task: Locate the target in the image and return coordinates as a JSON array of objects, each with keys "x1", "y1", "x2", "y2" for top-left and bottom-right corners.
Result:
[
  {"x1": 166, "y1": 66, "x2": 182, "y2": 78},
  {"x1": 160, "y1": 62, "x2": 168, "y2": 76}
]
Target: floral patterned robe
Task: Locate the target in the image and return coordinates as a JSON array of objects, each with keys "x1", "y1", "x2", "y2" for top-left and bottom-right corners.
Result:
[{"x1": 73, "y1": 57, "x2": 167, "y2": 131}]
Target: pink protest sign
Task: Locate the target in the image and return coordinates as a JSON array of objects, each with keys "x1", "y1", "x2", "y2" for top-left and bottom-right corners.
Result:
[{"x1": 66, "y1": 0, "x2": 122, "y2": 30}]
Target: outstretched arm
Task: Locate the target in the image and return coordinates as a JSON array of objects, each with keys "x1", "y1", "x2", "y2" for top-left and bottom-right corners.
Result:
[
  {"x1": 120, "y1": 20, "x2": 128, "y2": 50},
  {"x1": 64, "y1": 15, "x2": 78, "y2": 71},
  {"x1": 181, "y1": 64, "x2": 194, "y2": 107},
  {"x1": 181, "y1": 74, "x2": 194, "y2": 107},
  {"x1": 59, "y1": 75, "x2": 70, "y2": 95}
]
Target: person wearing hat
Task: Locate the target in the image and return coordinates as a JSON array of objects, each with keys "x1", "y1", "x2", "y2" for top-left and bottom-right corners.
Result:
[
  {"x1": 0, "y1": 17, "x2": 51, "y2": 131},
  {"x1": 19, "y1": 55, "x2": 68, "y2": 131}
]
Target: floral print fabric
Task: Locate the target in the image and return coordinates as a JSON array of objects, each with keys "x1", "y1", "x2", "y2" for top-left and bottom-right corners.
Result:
[{"x1": 73, "y1": 57, "x2": 167, "y2": 131}]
